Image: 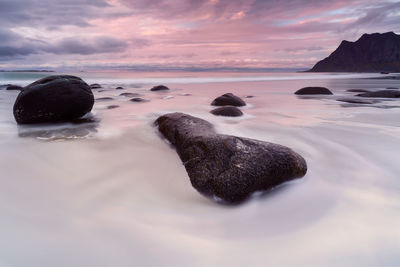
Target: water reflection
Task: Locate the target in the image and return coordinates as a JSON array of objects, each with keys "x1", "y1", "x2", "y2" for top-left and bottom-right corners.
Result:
[{"x1": 17, "y1": 116, "x2": 100, "y2": 140}]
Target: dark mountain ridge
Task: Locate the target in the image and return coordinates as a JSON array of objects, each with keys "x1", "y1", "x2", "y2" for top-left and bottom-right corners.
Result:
[{"x1": 309, "y1": 32, "x2": 400, "y2": 72}]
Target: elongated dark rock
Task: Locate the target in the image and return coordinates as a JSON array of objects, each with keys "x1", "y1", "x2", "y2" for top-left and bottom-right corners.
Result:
[
  {"x1": 155, "y1": 112, "x2": 307, "y2": 203},
  {"x1": 295, "y1": 87, "x2": 333, "y2": 95},
  {"x1": 357, "y1": 90, "x2": 400, "y2": 98}
]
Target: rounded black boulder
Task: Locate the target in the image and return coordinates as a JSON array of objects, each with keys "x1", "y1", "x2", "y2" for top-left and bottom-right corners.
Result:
[
  {"x1": 210, "y1": 106, "x2": 243, "y2": 117},
  {"x1": 295, "y1": 87, "x2": 333, "y2": 95},
  {"x1": 150, "y1": 85, "x2": 169, "y2": 91},
  {"x1": 155, "y1": 113, "x2": 307, "y2": 203},
  {"x1": 13, "y1": 75, "x2": 94, "y2": 124},
  {"x1": 211, "y1": 93, "x2": 246, "y2": 107}
]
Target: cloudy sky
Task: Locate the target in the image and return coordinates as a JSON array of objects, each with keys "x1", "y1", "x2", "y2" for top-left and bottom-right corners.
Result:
[{"x1": 1, "y1": 0, "x2": 399, "y2": 70}]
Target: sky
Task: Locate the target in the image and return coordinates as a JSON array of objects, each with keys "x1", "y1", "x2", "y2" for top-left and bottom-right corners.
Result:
[{"x1": 0, "y1": 0, "x2": 399, "y2": 70}]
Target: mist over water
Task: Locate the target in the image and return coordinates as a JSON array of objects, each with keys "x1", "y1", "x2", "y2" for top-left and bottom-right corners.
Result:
[{"x1": 1, "y1": 71, "x2": 400, "y2": 267}]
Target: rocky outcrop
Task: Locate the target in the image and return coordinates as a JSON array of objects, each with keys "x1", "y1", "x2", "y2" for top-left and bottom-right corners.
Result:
[
  {"x1": 13, "y1": 75, "x2": 94, "y2": 124},
  {"x1": 6, "y1": 85, "x2": 23, "y2": 91},
  {"x1": 294, "y1": 87, "x2": 333, "y2": 95},
  {"x1": 210, "y1": 106, "x2": 243, "y2": 117},
  {"x1": 155, "y1": 113, "x2": 307, "y2": 203},
  {"x1": 309, "y1": 32, "x2": 400, "y2": 72},
  {"x1": 211, "y1": 93, "x2": 246, "y2": 107}
]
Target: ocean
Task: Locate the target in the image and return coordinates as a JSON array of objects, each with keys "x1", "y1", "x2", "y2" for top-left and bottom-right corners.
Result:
[{"x1": 0, "y1": 71, "x2": 399, "y2": 267}]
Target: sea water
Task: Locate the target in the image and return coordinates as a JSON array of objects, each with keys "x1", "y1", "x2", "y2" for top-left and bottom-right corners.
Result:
[{"x1": 0, "y1": 71, "x2": 399, "y2": 267}]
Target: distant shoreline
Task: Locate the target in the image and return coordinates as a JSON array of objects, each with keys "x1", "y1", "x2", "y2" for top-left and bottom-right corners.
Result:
[{"x1": 0, "y1": 70, "x2": 54, "y2": 73}]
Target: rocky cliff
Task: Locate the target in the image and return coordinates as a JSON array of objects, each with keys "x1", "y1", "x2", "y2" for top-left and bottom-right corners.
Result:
[{"x1": 309, "y1": 32, "x2": 400, "y2": 72}]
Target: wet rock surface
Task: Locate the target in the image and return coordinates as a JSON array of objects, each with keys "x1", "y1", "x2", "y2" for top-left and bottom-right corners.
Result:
[
  {"x1": 150, "y1": 85, "x2": 169, "y2": 91},
  {"x1": 295, "y1": 87, "x2": 333, "y2": 95},
  {"x1": 211, "y1": 93, "x2": 246, "y2": 107},
  {"x1": 210, "y1": 106, "x2": 243, "y2": 117},
  {"x1": 356, "y1": 90, "x2": 400, "y2": 98},
  {"x1": 13, "y1": 75, "x2": 94, "y2": 124},
  {"x1": 155, "y1": 112, "x2": 307, "y2": 203}
]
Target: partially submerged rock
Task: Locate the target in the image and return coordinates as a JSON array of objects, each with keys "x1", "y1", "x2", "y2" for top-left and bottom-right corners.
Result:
[
  {"x1": 90, "y1": 83, "x2": 102, "y2": 89},
  {"x1": 346, "y1": 89, "x2": 370, "y2": 93},
  {"x1": 295, "y1": 87, "x2": 333, "y2": 95},
  {"x1": 116, "y1": 86, "x2": 124, "y2": 90},
  {"x1": 120, "y1": 92, "x2": 141, "y2": 97},
  {"x1": 13, "y1": 75, "x2": 94, "y2": 124},
  {"x1": 337, "y1": 98, "x2": 377, "y2": 104},
  {"x1": 150, "y1": 85, "x2": 169, "y2": 91},
  {"x1": 210, "y1": 106, "x2": 243, "y2": 117},
  {"x1": 211, "y1": 93, "x2": 246, "y2": 107},
  {"x1": 357, "y1": 90, "x2": 400, "y2": 98},
  {"x1": 130, "y1": 97, "x2": 148, "y2": 102},
  {"x1": 155, "y1": 113, "x2": 307, "y2": 203},
  {"x1": 6, "y1": 85, "x2": 23, "y2": 91},
  {"x1": 107, "y1": 105, "x2": 119, "y2": 109},
  {"x1": 95, "y1": 97, "x2": 114, "y2": 101}
]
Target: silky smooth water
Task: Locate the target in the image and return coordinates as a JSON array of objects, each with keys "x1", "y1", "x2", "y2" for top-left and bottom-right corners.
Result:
[{"x1": 0, "y1": 72, "x2": 399, "y2": 267}]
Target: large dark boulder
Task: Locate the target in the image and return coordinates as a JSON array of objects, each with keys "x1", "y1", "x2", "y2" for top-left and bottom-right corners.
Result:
[
  {"x1": 210, "y1": 106, "x2": 243, "y2": 117},
  {"x1": 150, "y1": 85, "x2": 169, "y2": 91},
  {"x1": 356, "y1": 90, "x2": 400, "y2": 98},
  {"x1": 155, "y1": 113, "x2": 307, "y2": 203},
  {"x1": 309, "y1": 32, "x2": 400, "y2": 72},
  {"x1": 13, "y1": 75, "x2": 94, "y2": 124},
  {"x1": 211, "y1": 93, "x2": 246, "y2": 107},
  {"x1": 295, "y1": 87, "x2": 333, "y2": 95}
]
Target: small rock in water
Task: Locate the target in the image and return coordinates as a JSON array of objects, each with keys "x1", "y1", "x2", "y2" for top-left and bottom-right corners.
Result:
[
  {"x1": 6, "y1": 85, "x2": 23, "y2": 91},
  {"x1": 211, "y1": 93, "x2": 246, "y2": 107},
  {"x1": 107, "y1": 105, "x2": 119, "y2": 109},
  {"x1": 346, "y1": 89, "x2": 370, "y2": 93},
  {"x1": 386, "y1": 87, "x2": 399, "y2": 89},
  {"x1": 357, "y1": 90, "x2": 400, "y2": 98},
  {"x1": 95, "y1": 97, "x2": 113, "y2": 101},
  {"x1": 120, "y1": 92, "x2": 141, "y2": 97},
  {"x1": 13, "y1": 75, "x2": 94, "y2": 124},
  {"x1": 90, "y1": 83, "x2": 102, "y2": 89},
  {"x1": 337, "y1": 98, "x2": 377, "y2": 104},
  {"x1": 150, "y1": 85, "x2": 169, "y2": 91},
  {"x1": 155, "y1": 113, "x2": 307, "y2": 203},
  {"x1": 295, "y1": 87, "x2": 333, "y2": 95},
  {"x1": 130, "y1": 97, "x2": 148, "y2": 102},
  {"x1": 210, "y1": 106, "x2": 243, "y2": 117},
  {"x1": 245, "y1": 95, "x2": 254, "y2": 98},
  {"x1": 116, "y1": 86, "x2": 124, "y2": 90}
]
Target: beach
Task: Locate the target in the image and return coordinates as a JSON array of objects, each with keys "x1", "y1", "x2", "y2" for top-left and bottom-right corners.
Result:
[{"x1": 0, "y1": 71, "x2": 400, "y2": 266}]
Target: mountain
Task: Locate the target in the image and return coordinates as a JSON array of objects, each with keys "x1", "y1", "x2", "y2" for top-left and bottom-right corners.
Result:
[{"x1": 309, "y1": 32, "x2": 400, "y2": 72}]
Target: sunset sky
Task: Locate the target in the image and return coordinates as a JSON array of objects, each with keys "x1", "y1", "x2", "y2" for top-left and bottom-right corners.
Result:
[{"x1": 1, "y1": 0, "x2": 399, "y2": 70}]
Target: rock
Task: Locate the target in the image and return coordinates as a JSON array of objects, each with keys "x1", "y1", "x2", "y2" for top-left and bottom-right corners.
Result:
[
  {"x1": 211, "y1": 93, "x2": 246, "y2": 107},
  {"x1": 337, "y1": 98, "x2": 377, "y2": 104},
  {"x1": 346, "y1": 89, "x2": 370, "y2": 93},
  {"x1": 6, "y1": 85, "x2": 23, "y2": 91},
  {"x1": 107, "y1": 105, "x2": 119, "y2": 109},
  {"x1": 155, "y1": 113, "x2": 307, "y2": 203},
  {"x1": 95, "y1": 97, "x2": 113, "y2": 101},
  {"x1": 386, "y1": 87, "x2": 399, "y2": 89},
  {"x1": 13, "y1": 75, "x2": 94, "y2": 124},
  {"x1": 130, "y1": 97, "x2": 148, "y2": 102},
  {"x1": 356, "y1": 90, "x2": 400, "y2": 98},
  {"x1": 116, "y1": 86, "x2": 124, "y2": 90},
  {"x1": 120, "y1": 92, "x2": 140, "y2": 97},
  {"x1": 309, "y1": 32, "x2": 400, "y2": 72},
  {"x1": 210, "y1": 106, "x2": 243, "y2": 117},
  {"x1": 294, "y1": 87, "x2": 333, "y2": 95},
  {"x1": 90, "y1": 83, "x2": 102, "y2": 89},
  {"x1": 245, "y1": 95, "x2": 254, "y2": 98},
  {"x1": 150, "y1": 85, "x2": 169, "y2": 91}
]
